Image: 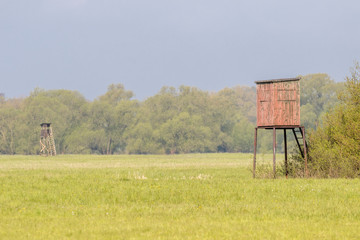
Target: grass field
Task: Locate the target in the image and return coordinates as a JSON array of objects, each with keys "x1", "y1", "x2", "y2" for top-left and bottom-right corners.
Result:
[{"x1": 0, "y1": 154, "x2": 360, "y2": 239}]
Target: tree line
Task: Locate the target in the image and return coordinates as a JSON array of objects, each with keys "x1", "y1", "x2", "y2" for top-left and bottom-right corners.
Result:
[{"x1": 0, "y1": 73, "x2": 341, "y2": 155}]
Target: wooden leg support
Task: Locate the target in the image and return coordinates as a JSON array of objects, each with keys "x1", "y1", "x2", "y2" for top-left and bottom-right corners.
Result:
[
  {"x1": 284, "y1": 129, "x2": 288, "y2": 178},
  {"x1": 253, "y1": 128, "x2": 257, "y2": 178},
  {"x1": 273, "y1": 127, "x2": 276, "y2": 179}
]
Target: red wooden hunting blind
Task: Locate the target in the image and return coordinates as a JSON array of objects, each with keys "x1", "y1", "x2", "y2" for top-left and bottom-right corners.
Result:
[
  {"x1": 253, "y1": 78, "x2": 308, "y2": 178},
  {"x1": 256, "y1": 78, "x2": 300, "y2": 127}
]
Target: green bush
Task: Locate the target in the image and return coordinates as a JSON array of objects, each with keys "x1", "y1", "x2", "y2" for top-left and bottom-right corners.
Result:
[{"x1": 307, "y1": 63, "x2": 360, "y2": 178}]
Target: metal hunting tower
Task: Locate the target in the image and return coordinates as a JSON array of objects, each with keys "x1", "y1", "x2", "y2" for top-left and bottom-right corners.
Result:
[
  {"x1": 40, "y1": 123, "x2": 56, "y2": 156},
  {"x1": 253, "y1": 78, "x2": 308, "y2": 178}
]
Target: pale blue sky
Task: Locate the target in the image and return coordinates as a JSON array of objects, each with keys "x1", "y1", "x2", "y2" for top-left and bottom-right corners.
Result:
[{"x1": 1, "y1": 0, "x2": 359, "y2": 100}]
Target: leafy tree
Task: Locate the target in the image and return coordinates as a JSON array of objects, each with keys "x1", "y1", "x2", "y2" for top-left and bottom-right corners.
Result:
[
  {"x1": 307, "y1": 64, "x2": 360, "y2": 177},
  {"x1": 98, "y1": 83, "x2": 134, "y2": 104},
  {"x1": 159, "y1": 112, "x2": 215, "y2": 154},
  {"x1": 228, "y1": 116, "x2": 255, "y2": 152},
  {"x1": 64, "y1": 123, "x2": 108, "y2": 154},
  {"x1": 87, "y1": 84, "x2": 137, "y2": 154},
  {"x1": 0, "y1": 97, "x2": 25, "y2": 154},
  {"x1": 126, "y1": 123, "x2": 163, "y2": 154},
  {"x1": 209, "y1": 86, "x2": 256, "y2": 152},
  {"x1": 299, "y1": 73, "x2": 343, "y2": 130},
  {"x1": 140, "y1": 86, "x2": 180, "y2": 129},
  {"x1": 129, "y1": 86, "x2": 217, "y2": 154},
  {"x1": 0, "y1": 107, "x2": 19, "y2": 154}
]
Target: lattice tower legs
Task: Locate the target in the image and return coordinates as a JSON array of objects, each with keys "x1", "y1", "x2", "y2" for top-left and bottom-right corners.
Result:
[{"x1": 40, "y1": 125, "x2": 56, "y2": 156}]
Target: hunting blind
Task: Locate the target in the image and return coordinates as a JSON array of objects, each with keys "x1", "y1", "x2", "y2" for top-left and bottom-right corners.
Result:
[{"x1": 253, "y1": 78, "x2": 308, "y2": 178}]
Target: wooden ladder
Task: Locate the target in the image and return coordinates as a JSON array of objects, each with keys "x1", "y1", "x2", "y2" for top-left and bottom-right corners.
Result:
[{"x1": 292, "y1": 127, "x2": 307, "y2": 158}]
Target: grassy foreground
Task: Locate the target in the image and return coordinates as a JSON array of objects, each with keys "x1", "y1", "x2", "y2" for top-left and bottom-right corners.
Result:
[{"x1": 0, "y1": 154, "x2": 360, "y2": 239}]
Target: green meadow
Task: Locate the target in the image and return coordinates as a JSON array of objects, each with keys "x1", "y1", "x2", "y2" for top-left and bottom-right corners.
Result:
[{"x1": 0, "y1": 154, "x2": 359, "y2": 239}]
